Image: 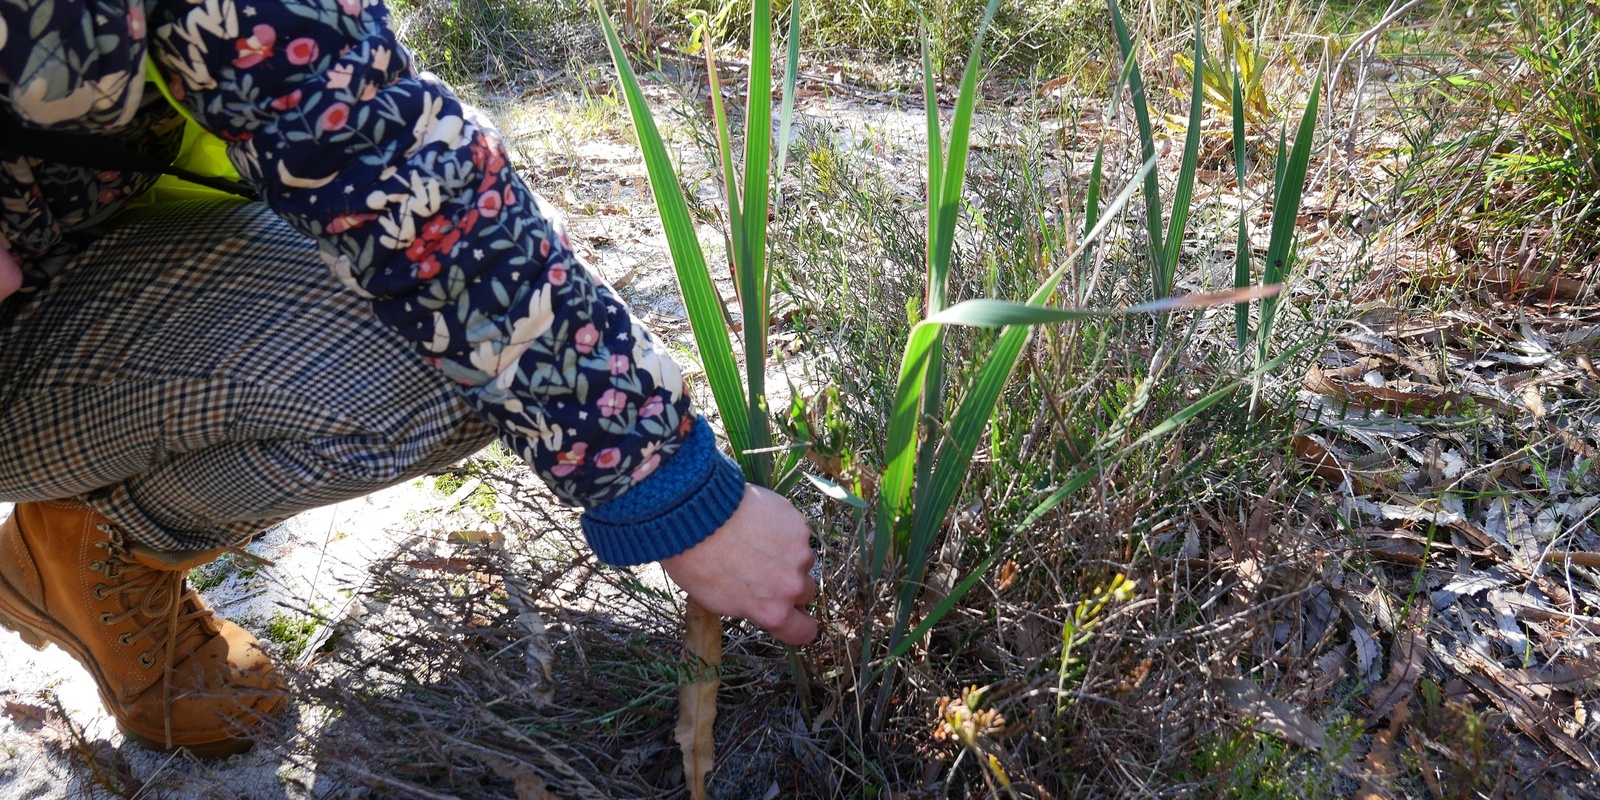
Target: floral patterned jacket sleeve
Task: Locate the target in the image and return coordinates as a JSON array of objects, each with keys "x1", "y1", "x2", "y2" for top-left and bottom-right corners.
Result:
[{"x1": 0, "y1": 0, "x2": 747, "y2": 565}]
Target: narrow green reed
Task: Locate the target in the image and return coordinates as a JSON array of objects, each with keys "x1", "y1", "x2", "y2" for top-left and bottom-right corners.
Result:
[
  {"x1": 867, "y1": 9, "x2": 1284, "y2": 714},
  {"x1": 1107, "y1": 0, "x2": 1165, "y2": 297},
  {"x1": 594, "y1": 2, "x2": 756, "y2": 477},
  {"x1": 1163, "y1": 18, "x2": 1207, "y2": 302},
  {"x1": 869, "y1": 7, "x2": 1321, "y2": 725},
  {"x1": 595, "y1": 0, "x2": 817, "y2": 491},
  {"x1": 1233, "y1": 65, "x2": 1251, "y2": 349},
  {"x1": 1257, "y1": 72, "x2": 1322, "y2": 363}
]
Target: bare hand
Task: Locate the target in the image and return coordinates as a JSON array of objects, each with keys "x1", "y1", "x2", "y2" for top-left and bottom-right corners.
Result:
[
  {"x1": 0, "y1": 248, "x2": 19, "y2": 303},
  {"x1": 660, "y1": 484, "x2": 819, "y2": 645}
]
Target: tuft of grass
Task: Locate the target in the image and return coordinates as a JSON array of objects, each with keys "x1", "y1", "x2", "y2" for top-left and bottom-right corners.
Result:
[
  {"x1": 390, "y1": 0, "x2": 590, "y2": 84},
  {"x1": 645, "y1": 0, "x2": 1113, "y2": 79},
  {"x1": 264, "y1": 612, "x2": 321, "y2": 662},
  {"x1": 1396, "y1": 0, "x2": 1600, "y2": 280},
  {"x1": 761, "y1": 3, "x2": 1343, "y2": 786},
  {"x1": 188, "y1": 554, "x2": 236, "y2": 592},
  {"x1": 1188, "y1": 727, "x2": 1344, "y2": 799}
]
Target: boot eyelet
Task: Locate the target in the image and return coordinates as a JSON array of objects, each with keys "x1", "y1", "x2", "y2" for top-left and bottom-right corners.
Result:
[
  {"x1": 117, "y1": 632, "x2": 134, "y2": 646},
  {"x1": 137, "y1": 653, "x2": 155, "y2": 668},
  {"x1": 91, "y1": 585, "x2": 109, "y2": 600},
  {"x1": 99, "y1": 612, "x2": 113, "y2": 624}
]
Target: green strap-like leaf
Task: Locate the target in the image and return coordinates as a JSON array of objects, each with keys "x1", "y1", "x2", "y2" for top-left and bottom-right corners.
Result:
[
  {"x1": 1017, "y1": 340, "x2": 1305, "y2": 528},
  {"x1": 1161, "y1": 18, "x2": 1207, "y2": 300},
  {"x1": 875, "y1": 150, "x2": 1156, "y2": 584},
  {"x1": 1082, "y1": 142, "x2": 1104, "y2": 295},
  {"x1": 1259, "y1": 72, "x2": 1321, "y2": 353},
  {"x1": 1232, "y1": 64, "x2": 1251, "y2": 349},
  {"x1": 594, "y1": 1, "x2": 752, "y2": 461},
  {"x1": 917, "y1": 0, "x2": 1003, "y2": 519},
  {"x1": 930, "y1": 0, "x2": 1004, "y2": 306},
  {"x1": 738, "y1": 0, "x2": 776, "y2": 483},
  {"x1": 1107, "y1": 0, "x2": 1165, "y2": 295},
  {"x1": 773, "y1": 0, "x2": 802, "y2": 186},
  {"x1": 806, "y1": 472, "x2": 868, "y2": 509},
  {"x1": 887, "y1": 550, "x2": 1001, "y2": 661},
  {"x1": 704, "y1": 28, "x2": 744, "y2": 274},
  {"x1": 922, "y1": 14, "x2": 943, "y2": 230},
  {"x1": 1020, "y1": 342, "x2": 1305, "y2": 529},
  {"x1": 876, "y1": 283, "x2": 1280, "y2": 589}
]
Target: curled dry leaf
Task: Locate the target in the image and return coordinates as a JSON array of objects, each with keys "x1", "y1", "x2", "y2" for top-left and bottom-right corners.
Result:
[
  {"x1": 1305, "y1": 364, "x2": 1465, "y2": 415},
  {"x1": 1541, "y1": 550, "x2": 1600, "y2": 571},
  {"x1": 1291, "y1": 431, "x2": 1350, "y2": 483},
  {"x1": 676, "y1": 598, "x2": 722, "y2": 800},
  {"x1": 502, "y1": 570, "x2": 556, "y2": 706},
  {"x1": 1352, "y1": 625, "x2": 1382, "y2": 682},
  {"x1": 1456, "y1": 264, "x2": 1588, "y2": 303}
]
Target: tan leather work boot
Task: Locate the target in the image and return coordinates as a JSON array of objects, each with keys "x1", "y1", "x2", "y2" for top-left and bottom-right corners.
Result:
[{"x1": 0, "y1": 500, "x2": 286, "y2": 757}]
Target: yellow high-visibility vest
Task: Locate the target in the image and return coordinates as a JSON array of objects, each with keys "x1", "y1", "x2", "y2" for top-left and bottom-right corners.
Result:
[{"x1": 129, "y1": 57, "x2": 250, "y2": 206}]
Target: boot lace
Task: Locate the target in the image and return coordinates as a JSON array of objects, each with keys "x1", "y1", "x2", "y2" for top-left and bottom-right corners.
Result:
[{"x1": 87, "y1": 522, "x2": 216, "y2": 748}]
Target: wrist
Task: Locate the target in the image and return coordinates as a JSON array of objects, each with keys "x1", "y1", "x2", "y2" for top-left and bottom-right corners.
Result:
[{"x1": 579, "y1": 417, "x2": 746, "y2": 566}]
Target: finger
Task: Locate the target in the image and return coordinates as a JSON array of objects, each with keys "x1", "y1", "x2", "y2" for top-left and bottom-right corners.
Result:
[
  {"x1": 796, "y1": 570, "x2": 819, "y2": 606},
  {"x1": 798, "y1": 545, "x2": 817, "y2": 573},
  {"x1": 765, "y1": 606, "x2": 819, "y2": 646}
]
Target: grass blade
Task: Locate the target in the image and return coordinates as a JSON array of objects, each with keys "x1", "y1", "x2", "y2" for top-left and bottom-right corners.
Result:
[
  {"x1": 738, "y1": 0, "x2": 775, "y2": 483},
  {"x1": 1232, "y1": 64, "x2": 1251, "y2": 349},
  {"x1": 1107, "y1": 0, "x2": 1165, "y2": 296},
  {"x1": 874, "y1": 146, "x2": 1154, "y2": 583},
  {"x1": 595, "y1": 1, "x2": 751, "y2": 459},
  {"x1": 806, "y1": 471, "x2": 869, "y2": 509},
  {"x1": 876, "y1": 282, "x2": 1280, "y2": 596},
  {"x1": 1161, "y1": 18, "x2": 1207, "y2": 301},
  {"x1": 922, "y1": 14, "x2": 944, "y2": 227},
  {"x1": 930, "y1": 0, "x2": 1003, "y2": 300},
  {"x1": 929, "y1": 288, "x2": 1282, "y2": 327},
  {"x1": 917, "y1": 10, "x2": 946, "y2": 470},
  {"x1": 874, "y1": 320, "x2": 937, "y2": 575},
  {"x1": 773, "y1": 0, "x2": 802, "y2": 187},
  {"x1": 1018, "y1": 468, "x2": 1101, "y2": 531},
  {"x1": 1081, "y1": 142, "x2": 1104, "y2": 294},
  {"x1": 703, "y1": 27, "x2": 744, "y2": 272},
  {"x1": 875, "y1": 0, "x2": 1001, "y2": 578},
  {"x1": 1259, "y1": 72, "x2": 1322, "y2": 350},
  {"x1": 921, "y1": 0, "x2": 1003, "y2": 505},
  {"x1": 887, "y1": 550, "x2": 1001, "y2": 661},
  {"x1": 902, "y1": 148, "x2": 1152, "y2": 601},
  {"x1": 1268, "y1": 123, "x2": 1288, "y2": 219},
  {"x1": 1020, "y1": 341, "x2": 1307, "y2": 529}
]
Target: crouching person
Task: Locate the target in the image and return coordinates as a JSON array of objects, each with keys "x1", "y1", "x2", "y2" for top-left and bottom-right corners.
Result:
[{"x1": 0, "y1": 0, "x2": 817, "y2": 757}]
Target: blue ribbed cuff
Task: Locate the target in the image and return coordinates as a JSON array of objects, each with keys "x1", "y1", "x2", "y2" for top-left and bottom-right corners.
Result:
[{"x1": 580, "y1": 417, "x2": 747, "y2": 566}]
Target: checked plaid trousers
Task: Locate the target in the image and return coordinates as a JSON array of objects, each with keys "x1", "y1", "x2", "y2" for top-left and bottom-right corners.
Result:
[{"x1": 0, "y1": 200, "x2": 494, "y2": 551}]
